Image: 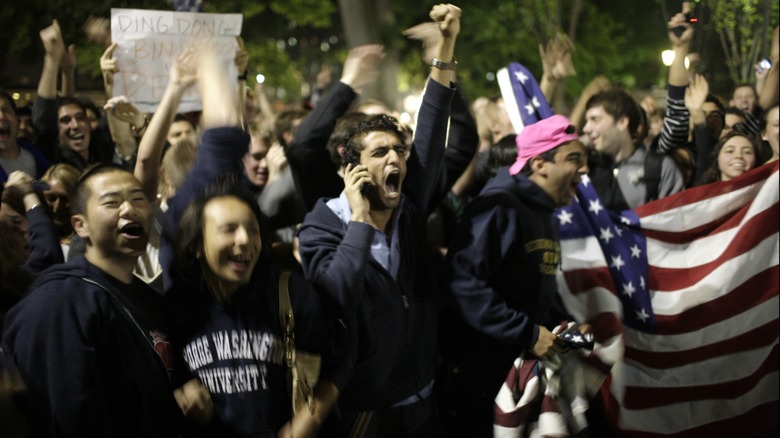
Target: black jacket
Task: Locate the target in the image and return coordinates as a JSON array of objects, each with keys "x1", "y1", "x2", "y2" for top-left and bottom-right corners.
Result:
[{"x1": 2, "y1": 256, "x2": 181, "y2": 437}]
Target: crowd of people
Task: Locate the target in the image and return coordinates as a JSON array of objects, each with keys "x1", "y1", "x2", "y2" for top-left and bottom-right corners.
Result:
[{"x1": 0, "y1": 2, "x2": 778, "y2": 437}]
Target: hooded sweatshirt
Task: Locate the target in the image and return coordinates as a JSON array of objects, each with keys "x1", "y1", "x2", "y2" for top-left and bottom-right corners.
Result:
[
  {"x1": 444, "y1": 168, "x2": 569, "y2": 374},
  {"x1": 2, "y1": 256, "x2": 181, "y2": 437}
]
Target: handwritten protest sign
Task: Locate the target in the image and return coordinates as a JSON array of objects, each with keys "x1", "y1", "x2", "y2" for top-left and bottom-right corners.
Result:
[{"x1": 111, "y1": 8, "x2": 243, "y2": 112}]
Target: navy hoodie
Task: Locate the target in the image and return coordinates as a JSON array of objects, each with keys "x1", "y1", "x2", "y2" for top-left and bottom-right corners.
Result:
[
  {"x1": 162, "y1": 126, "x2": 348, "y2": 437},
  {"x1": 2, "y1": 256, "x2": 181, "y2": 437},
  {"x1": 297, "y1": 78, "x2": 455, "y2": 411},
  {"x1": 443, "y1": 168, "x2": 570, "y2": 382}
]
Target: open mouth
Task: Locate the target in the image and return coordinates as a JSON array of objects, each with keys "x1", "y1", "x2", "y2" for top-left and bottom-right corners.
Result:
[
  {"x1": 227, "y1": 253, "x2": 252, "y2": 272},
  {"x1": 385, "y1": 171, "x2": 401, "y2": 196},
  {"x1": 0, "y1": 127, "x2": 10, "y2": 136},
  {"x1": 69, "y1": 132, "x2": 85, "y2": 143},
  {"x1": 119, "y1": 222, "x2": 145, "y2": 238}
]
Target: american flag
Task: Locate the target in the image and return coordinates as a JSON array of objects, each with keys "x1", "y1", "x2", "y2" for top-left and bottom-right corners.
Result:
[
  {"x1": 494, "y1": 322, "x2": 597, "y2": 437},
  {"x1": 497, "y1": 63, "x2": 553, "y2": 133},
  {"x1": 555, "y1": 162, "x2": 779, "y2": 436}
]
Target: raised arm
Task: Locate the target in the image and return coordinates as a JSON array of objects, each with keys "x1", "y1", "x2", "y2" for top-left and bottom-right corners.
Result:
[
  {"x1": 161, "y1": 49, "x2": 249, "y2": 291},
  {"x1": 99, "y1": 43, "x2": 139, "y2": 164},
  {"x1": 539, "y1": 33, "x2": 576, "y2": 103},
  {"x1": 199, "y1": 49, "x2": 241, "y2": 129},
  {"x1": 434, "y1": 86, "x2": 479, "y2": 205},
  {"x1": 32, "y1": 21, "x2": 66, "y2": 158},
  {"x1": 130, "y1": 50, "x2": 198, "y2": 200},
  {"x1": 656, "y1": 1, "x2": 694, "y2": 154},
  {"x1": 37, "y1": 20, "x2": 64, "y2": 101},
  {"x1": 667, "y1": 2, "x2": 693, "y2": 88},
  {"x1": 404, "y1": 4, "x2": 460, "y2": 212},
  {"x1": 235, "y1": 37, "x2": 249, "y2": 128},
  {"x1": 167, "y1": 48, "x2": 248, "y2": 226},
  {"x1": 569, "y1": 75, "x2": 611, "y2": 131},
  {"x1": 428, "y1": 4, "x2": 460, "y2": 87},
  {"x1": 685, "y1": 74, "x2": 716, "y2": 180},
  {"x1": 287, "y1": 44, "x2": 384, "y2": 210},
  {"x1": 404, "y1": 21, "x2": 478, "y2": 203},
  {"x1": 759, "y1": 27, "x2": 779, "y2": 110},
  {"x1": 3, "y1": 171, "x2": 63, "y2": 273},
  {"x1": 60, "y1": 44, "x2": 77, "y2": 97}
]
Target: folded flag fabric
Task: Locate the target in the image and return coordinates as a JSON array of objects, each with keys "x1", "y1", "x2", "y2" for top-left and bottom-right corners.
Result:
[
  {"x1": 497, "y1": 62, "x2": 554, "y2": 134},
  {"x1": 555, "y1": 162, "x2": 779, "y2": 436},
  {"x1": 494, "y1": 322, "x2": 601, "y2": 437}
]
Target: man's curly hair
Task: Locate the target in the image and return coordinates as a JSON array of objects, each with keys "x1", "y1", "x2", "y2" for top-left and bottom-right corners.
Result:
[{"x1": 341, "y1": 114, "x2": 407, "y2": 167}]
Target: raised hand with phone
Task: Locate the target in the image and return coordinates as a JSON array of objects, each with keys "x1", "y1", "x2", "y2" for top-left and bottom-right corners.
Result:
[
  {"x1": 668, "y1": 2, "x2": 694, "y2": 49},
  {"x1": 668, "y1": 2, "x2": 695, "y2": 89}
]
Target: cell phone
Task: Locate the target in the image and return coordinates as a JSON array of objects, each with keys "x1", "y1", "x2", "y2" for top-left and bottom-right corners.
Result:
[
  {"x1": 671, "y1": 12, "x2": 697, "y2": 37},
  {"x1": 360, "y1": 182, "x2": 371, "y2": 197},
  {"x1": 756, "y1": 58, "x2": 772, "y2": 74},
  {"x1": 557, "y1": 329, "x2": 594, "y2": 351},
  {"x1": 32, "y1": 181, "x2": 51, "y2": 192}
]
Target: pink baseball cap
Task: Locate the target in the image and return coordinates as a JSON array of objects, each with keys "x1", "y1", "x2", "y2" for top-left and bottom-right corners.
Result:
[{"x1": 508, "y1": 114, "x2": 579, "y2": 175}]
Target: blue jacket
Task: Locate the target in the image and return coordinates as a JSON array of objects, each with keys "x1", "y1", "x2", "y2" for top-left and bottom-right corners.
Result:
[
  {"x1": 297, "y1": 78, "x2": 455, "y2": 410},
  {"x1": 444, "y1": 168, "x2": 568, "y2": 374},
  {"x1": 2, "y1": 256, "x2": 181, "y2": 437}
]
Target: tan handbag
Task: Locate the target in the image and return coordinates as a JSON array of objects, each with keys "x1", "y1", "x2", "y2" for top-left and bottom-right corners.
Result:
[{"x1": 279, "y1": 270, "x2": 321, "y2": 416}]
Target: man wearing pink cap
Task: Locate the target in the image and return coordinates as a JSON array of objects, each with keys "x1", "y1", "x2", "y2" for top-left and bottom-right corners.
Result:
[{"x1": 441, "y1": 114, "x2": 588, "y2": 435}]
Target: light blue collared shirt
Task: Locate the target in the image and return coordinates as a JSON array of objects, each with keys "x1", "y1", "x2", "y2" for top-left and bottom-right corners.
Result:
[{"x1": 326, "y1": 191, "x2": 403, "y2": 278}]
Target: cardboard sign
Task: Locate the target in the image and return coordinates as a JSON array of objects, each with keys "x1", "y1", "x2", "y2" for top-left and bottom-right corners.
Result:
[{"x1": 110, "y1": 8, "x2": 243, "y2": 112}]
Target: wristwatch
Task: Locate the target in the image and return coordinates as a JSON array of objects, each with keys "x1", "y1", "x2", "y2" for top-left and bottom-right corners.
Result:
[{"x1": 431, "y1": 57, "x2": 457, "y2": 70}]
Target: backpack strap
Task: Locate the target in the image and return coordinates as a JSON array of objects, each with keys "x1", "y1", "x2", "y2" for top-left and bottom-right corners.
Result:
[{"x1": 643, "y1": 146, "x2": 664, "y2": 203}]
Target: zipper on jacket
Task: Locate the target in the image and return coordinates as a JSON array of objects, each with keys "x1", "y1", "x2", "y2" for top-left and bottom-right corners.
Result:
[{"x1": 398, "y1": 283, "x2": 424, "y2": 399}]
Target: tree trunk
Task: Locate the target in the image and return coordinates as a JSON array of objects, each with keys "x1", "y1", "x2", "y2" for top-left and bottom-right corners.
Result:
[{"x1": 337, "y1": 0, "x2": 400, "y2": 109}]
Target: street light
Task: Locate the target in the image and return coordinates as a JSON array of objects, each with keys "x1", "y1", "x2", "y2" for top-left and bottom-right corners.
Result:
[{"x1": 662, "y1": 50, "x2": 690, "y2": 69}]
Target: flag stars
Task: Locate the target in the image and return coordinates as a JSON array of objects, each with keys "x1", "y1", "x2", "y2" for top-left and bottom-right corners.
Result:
[
  {"x1": 622, "y1": 281, "x2": 636, "y2": 298},
  {"x1": 581, "y1": 175, "x2": 591, "y2": 187},
  {"x1": 620, "y1": 216, "x2": 632, "y2": 225},
  {"x1": 630, "y1": 244, "x2": 642, "y2": 259},
  {"x1": 639, "y1": 276, "x2": 646, "y2": 290},
  {"x1": 558, "y1": 209, "x2": 574, "y2": 225},
  {"x1": 636, "y1": 308, "x2": 650, "y2": 323},
  {"x1": 531, "y1": 96, "x2": 541, "y2": 108},
  {"x1": 610, "y1": 254, "x2": 625, "y2": 271},
  {"x1": 515, "y1": 71, "x2": 529, "y2": 84},
  {"x1": 600, "y1": 227, "x2": 614, "y2": 244},
  {"x1": 525, "y1": 103, "x2": 535, "y2": 115},
  {"x1": 588, "y1": 199, "x2": 604, "y2": 215},
  {"x1": 615, "y1": 226, "x2": 624, "y2": 237}
]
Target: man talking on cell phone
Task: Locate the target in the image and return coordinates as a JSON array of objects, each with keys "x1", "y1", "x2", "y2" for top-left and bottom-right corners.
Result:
[{"x1": 297, "y1": 4, "x2": 462, "y2": 436}]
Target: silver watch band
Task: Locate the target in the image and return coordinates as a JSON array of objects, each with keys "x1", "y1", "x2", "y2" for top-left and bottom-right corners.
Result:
[{"x1": 431, "y1": 57, "x2": 457, "y2": 70}]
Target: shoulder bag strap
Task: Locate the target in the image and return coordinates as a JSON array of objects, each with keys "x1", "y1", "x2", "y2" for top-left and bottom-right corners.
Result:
[{"x1": 278, "y1": 270, "x2": 295, "y2": 367}]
